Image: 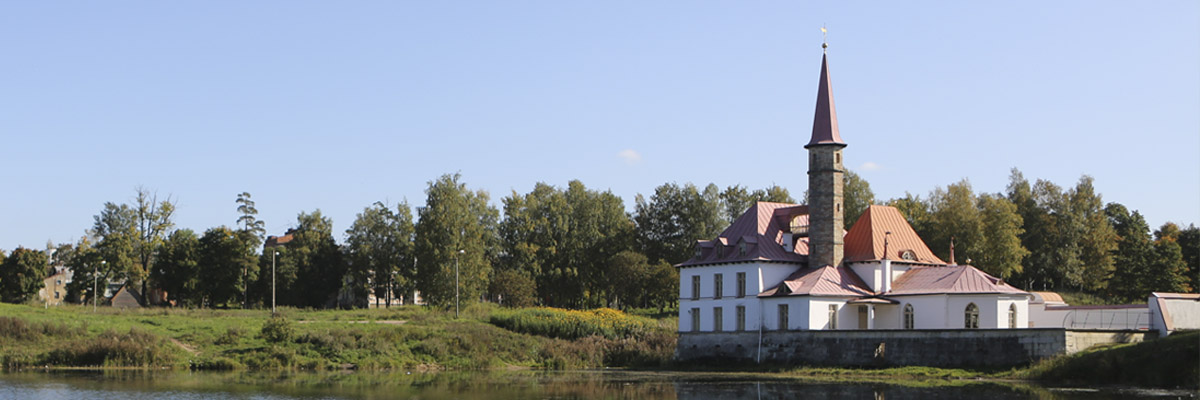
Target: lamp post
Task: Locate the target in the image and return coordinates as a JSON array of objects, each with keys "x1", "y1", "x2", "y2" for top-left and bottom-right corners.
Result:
[
  {"x1": 455, "y1": 249, "x2": 464, "y2": 318},
  {"x1": 94, "y1": 260, "x2": 106, "y2": 312},
  {"x1": 271, "y1": 251, "x2": 279, "y2": 314}
]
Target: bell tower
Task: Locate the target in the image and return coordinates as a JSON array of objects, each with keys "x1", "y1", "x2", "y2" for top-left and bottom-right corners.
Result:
[{"x1": 805, "y1": 42, "x2": 847, "y2": 268}]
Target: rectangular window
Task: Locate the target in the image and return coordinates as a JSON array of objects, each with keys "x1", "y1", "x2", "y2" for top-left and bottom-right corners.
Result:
[
  {"x1": 690, "y1": 308, "x2": 700, "y2": 332},
  {"x1": 691, "y1": 276, "x2": 700, "y2": 300},
  {"x1": 736, "y1": 306, "x2": 746, "y2": 331},
  {"x1": 736, "y1": 272, "x2": 746, "y2": 298},
  {"x1": 829, "y1": 305, "x2": 838, "y2": 330},
  {"x1": 713, "y1": 307, "x2": 723, "y2": 332},
  {"x1": 713, "y1": 274, "x2": 723, "y2": 299},
  {"x1": 778, "y1": 304, "x2": 789, "y2": 331}
]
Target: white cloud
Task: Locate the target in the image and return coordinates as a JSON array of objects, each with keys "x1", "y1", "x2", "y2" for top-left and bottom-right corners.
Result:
[
  {"x1": 617, "y1": 149, "x2": 642, "y2": 165},
  {"x1": 859, "y1": 162, "x2": 882, "y2": 171}
]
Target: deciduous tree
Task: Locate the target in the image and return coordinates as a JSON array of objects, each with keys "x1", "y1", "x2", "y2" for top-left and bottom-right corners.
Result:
[
  {"x1": 414, "y1": 174, "x2": 498, "y2": 308},
  {"x1": 635, "y1": 183, "x2": 723, "y2": 265},
  {"x1": 345, "y1": 201, "x2": 415, "y2": 308},
  {"x1": 0, "y1": 247, "x2": 48, "y2": 303},
  {"x1": 152, "y1": 229, "x2": 200, "y2": 307}
]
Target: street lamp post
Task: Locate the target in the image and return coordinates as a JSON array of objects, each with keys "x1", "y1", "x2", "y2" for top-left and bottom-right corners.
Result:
[
  {"x1": 94, "y1": 260, "x2": 106, "y2": 312},
  {"x1": 271, "y1": 251, "x2": 279, "y2": 314},
  {"x1": 455, "y1": 249, "x2": 464, "y2": 318}
]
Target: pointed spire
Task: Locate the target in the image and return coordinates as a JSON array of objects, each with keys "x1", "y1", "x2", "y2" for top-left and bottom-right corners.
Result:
[{"x1": 805, "y1": 50, "x2": 846, "y2": 148}]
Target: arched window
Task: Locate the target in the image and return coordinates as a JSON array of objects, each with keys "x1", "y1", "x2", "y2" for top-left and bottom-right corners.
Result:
[
  {"x1": 965, "y1": 303, "x2": 979, "y2": 329},
  {"x1": 904, "y1": 304, "x2": 914, "y2": 330},
  {"x1": 1008, "y1": 303, "x2": 1017, "y2": 329}
]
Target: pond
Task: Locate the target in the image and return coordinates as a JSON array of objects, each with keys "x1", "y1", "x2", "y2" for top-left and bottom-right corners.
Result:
[{"x1": 0, "y1": 370, "x2": 1191, "y2": 399}]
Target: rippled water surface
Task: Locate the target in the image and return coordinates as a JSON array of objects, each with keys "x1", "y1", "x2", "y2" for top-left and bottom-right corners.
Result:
[{"x1": 0, "y1": 370, "x2": 1192, "y2": 399}]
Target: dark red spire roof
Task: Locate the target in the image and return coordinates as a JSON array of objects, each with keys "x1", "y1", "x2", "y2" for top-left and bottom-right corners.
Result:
[{"x1": 805, "y1": 52, "x2": 846, "y2": 148}]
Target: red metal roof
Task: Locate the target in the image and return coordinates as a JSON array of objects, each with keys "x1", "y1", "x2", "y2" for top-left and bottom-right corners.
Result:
[
  {"x1": 844, "y1": 205, "x2": 944, "y2": 264},
  {"x1": 759, "y1": 265, "x2": 873, "y2": 297},
  {"x1": 677, "y1": 202, "x2": 809, "y2": 267},
  {"x1": 805, "y1": 52, "x2": 845, "y2": 148},
  {"x1": 888, "y1": 265, "x2": 1026, "y2": 295}
]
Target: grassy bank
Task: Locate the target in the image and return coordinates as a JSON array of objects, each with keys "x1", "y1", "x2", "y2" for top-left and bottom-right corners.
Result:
[
  {"x1": 0, "y1": 303, "x2": 676, "y2": 371},
  {"x1": 1016, "y1": 329, "x2": 1199, "y2": 388}
]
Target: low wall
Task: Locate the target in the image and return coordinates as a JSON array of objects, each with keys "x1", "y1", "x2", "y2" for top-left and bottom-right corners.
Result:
[{"x1": 675, "y1": 329, "x2": 1149, "y2": 368}]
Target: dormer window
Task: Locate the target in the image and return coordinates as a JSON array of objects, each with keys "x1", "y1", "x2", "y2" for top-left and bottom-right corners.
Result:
[
  {"x1": 695, "y1": 247, "x2": 703, "y2": 259},
  {"x1": 738, "y1": 242, "x2": 747, "y2": 256},
  {"x1": 900, "y1": 250, "x2": 917, "y2": 261}
]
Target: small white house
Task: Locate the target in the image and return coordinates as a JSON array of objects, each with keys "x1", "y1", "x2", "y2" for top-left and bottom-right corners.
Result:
[{"x1": 1149, "y1": 292, "x2": 1200, "y2": 336}]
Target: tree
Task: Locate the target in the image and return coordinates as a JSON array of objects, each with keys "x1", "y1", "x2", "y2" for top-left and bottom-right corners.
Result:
[
  {"x1": 345, "y1": 201, "x2": 415, "y2": 308},
  {"x1": 0, "y1": 247, "x2": 48, "y2": 303},
  {"x1": 152, "y1": 229, "x2": 200, "y2": 307},
  {"x1": 974, "y1": 193, "x2": 1029, "y2": 278},
  {"x1": 236, "y1": 192, "x2": 267, "y2": 241},
  {"x1": 488, "y1": 269, "x2": 536, "y2": 308},
  {"x1": 607, "y1": 250, "x2": 652, "y2": 309},
  {"x1": 63, "y1": 236, "x2": 104, "y2": 304},
  {"x1": 91, "y1": 188, "x2": 176, "y2": 304},
  {"x1": 634, "y1": 183, "x2": 723, "y2": 265},
  {"x1": 414, "y1": 173, "x2": 499, "y2": 308},
  {"x1": 196, "y1": 227, "x2": 258, "y2": 307},
  {"x1": 843, "y1": 170, "x2": 876, "y2": 230},
  {"x1": 1177, "y1": 224, "x2": 1200, "y2": 292},
  {"x1": 1148, "y1": 223, "x2": 1192, "y2": 294},
  {"x1": 887, "y1": 192, "x2": 931, "y2": 234},
  {"x1": 719, "y1": 185, "x2": 796, "y2": 225},
  {"x1": 1105, "y1": 203, "x2": 1156, "y2": 302},
  {"x1": 1070, "y1": 176, "x2": 1118, "y2": 291},
  {"x1": 287, "y1": 211, "x2": 347, "y2": 308},
  {"x1": 918, "y1": 180, "x2": 1026, "y2": 278},
  {"x1": 646, "y1": 260, "x2": 678, "y2": 312}
]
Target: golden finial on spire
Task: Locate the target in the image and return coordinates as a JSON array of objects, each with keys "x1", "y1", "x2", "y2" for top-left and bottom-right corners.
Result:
[{"x1": 821, "y1": 25, "x2": 828, "y2": 51}]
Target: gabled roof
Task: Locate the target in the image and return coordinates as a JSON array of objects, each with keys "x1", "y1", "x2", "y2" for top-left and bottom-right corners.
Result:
[
  {"x1": 844, "y1": 205, "x2": 944, "y2": 264},
  {"x1": 805, "y1": 52, "x2": 845, "y2": 148},
  {"x1": 759, "y1": 265, "x2": 873, "y2": 297},
  {"x1": 888, "y1": 265, "x2": 1026, "y2": 295},
  {"x1": 678, "y1": 202, "x2": 808, "y2": 267}
]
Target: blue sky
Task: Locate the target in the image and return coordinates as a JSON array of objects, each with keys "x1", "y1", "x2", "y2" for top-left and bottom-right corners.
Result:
[{"x1": 1, "y1": 1, "x2": 1197, "y2": 251}]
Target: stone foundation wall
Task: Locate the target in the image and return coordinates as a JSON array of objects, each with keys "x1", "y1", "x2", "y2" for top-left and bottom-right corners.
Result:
[{"x1": 675, "y1": 328, "x2": 1148, "y2": 368}]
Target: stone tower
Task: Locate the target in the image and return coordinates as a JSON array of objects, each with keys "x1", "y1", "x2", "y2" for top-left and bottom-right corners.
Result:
[{"x1": 805, "y1": 49, "x2": 847, "y2": 268}]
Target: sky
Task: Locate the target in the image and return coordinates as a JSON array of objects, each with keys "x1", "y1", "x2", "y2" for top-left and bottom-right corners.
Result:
[{"x1": 1, "y1": 1, "x2": 1197, "y2": 251}]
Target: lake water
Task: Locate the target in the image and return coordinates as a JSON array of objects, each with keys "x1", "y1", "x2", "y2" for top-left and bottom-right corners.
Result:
[{"x1": 0, "y1": 370, "x2": 1192, "y2": 399}]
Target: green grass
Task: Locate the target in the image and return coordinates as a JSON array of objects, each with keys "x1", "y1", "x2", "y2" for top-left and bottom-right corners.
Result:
[
  {"x1": 1015, "y1": 330, "x2": 1199, "y2": 388},
  {"x1": 0, "y1": 302, "x2": 675, "y2": 371}
]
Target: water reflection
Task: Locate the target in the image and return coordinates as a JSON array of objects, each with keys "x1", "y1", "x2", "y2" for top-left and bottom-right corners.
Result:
[{"x1": 0, "y1": 370, "x2": 1189, "y2": 400}]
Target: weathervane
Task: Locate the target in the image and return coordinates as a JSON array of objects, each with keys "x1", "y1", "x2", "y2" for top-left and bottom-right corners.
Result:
[{"x1": 821, "y1": 25, "x2": 828, "y2": 51}]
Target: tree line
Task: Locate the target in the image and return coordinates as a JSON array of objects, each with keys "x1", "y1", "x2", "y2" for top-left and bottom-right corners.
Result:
[{"x1": 0, "y1": 170, "x2": 1194, "y2": 308}]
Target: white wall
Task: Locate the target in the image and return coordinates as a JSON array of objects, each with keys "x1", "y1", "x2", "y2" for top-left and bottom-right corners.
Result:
[
  {"x1": 677, "y1": 262, "x2": 803, "y2": 332},
  {"x1": 1151, "y1": 295, "x2": 1200, "y2": 335}
]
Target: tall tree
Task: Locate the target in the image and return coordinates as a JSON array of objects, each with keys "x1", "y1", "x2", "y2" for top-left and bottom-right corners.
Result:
[
  {"x1": 634, "y1": 182, "x2": 723, "y2": 265},
  {"x1": 606, "y1": 250, "x2": 652, "y2": 309},
  {"x1": 974, "y1": 193, "x2": 1029, "y2": 278},
  {"x1": 1105, "y1": 203, "x2": 1155, "y2": 302},
  {"x1": 414, "y1": 173, "x2": 499, "y2": 308},
  {"x1": 1148, "y1": 223, "x2": 1192, "y2": 294},
  {"x1": 197, "y1": 227, "x2": 258, "y2": 307},
  {"x1": 1070, "y1": 176, "x2": 1118, "y2": 291},
  {"x1": 236, "y1": 192, "x2": 267, "y2": 241},
  {"x1": 919, "y1": 180, "x2": 1026, "y2": 278},
  {"x1": 887, "y1": 192, "x2": 931, "y2": 234},
  {"x1": 345, "y1": 201, "x2": 415, "y2": 308},
  {"x1": 0, "y1": 247, "x2": 48, "y2": 303},
  {"x1": 842, "y1": 170, "x2": 876, "y2": 230},
  {"x1": 152, "y1": 229, "x2": 201, "y2": 307},
  {"x1": 63, "y1": 236, "x2": 104, "y2": 304},
  {"x1": 1177, "y1": 224, "x2": 1200, "y2": 292},
  {"x1": 288, "y1": 211, "x2": 347, "y2": 308},
  {"x1": 91, "y1": 188, "x2": 175, "y2": 304},
  {"x1": 719, "y1": 184, "x2": 797, "y2": 225}
]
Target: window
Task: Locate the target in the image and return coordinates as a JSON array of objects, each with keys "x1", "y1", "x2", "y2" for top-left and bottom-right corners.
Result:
[
  {"x1": 1008, "y1": 304, "x2": 1017, "y2": 329},
  {"x1": 54, "y1": 291, "x2": 60, "y2": 299},
  {"x1": 901, "y1": 250, "x2": 917, "y2": 261},
  {"x1": 738, "y1": 242, "x2": 747, "y2": 256},
  {"x1": 713, "y1": 307, "x2": 723, "y2": 332},
  {"x1": 714, "y1": 274, "x2": 723, "y2": 299},
  {"x1": 778, "y1": 304, "x2": 789, "y2": 331},
  {"x1": 695, "y1": 247, "x2": 702, "y2": 259},
  {"x1": 904, "y1": 304, "x2": 914, "y2": 330},
  {"x1": 829, "y1": 305, "x2": 838, "y2": 329},
  {"x1": 965, "y1": 303, "x2": 980, "y2": 329},
  {"x1": 835, "y1": 152, "x2": 841, "y2": 164},
  {"x1": 736, "y1": 272, "x2": 746, "y2": 298},
  {"x1": 690, "y1": 308, "x2": 700, "y2": 332},
  {"x1": 691, "y1": 276, "x2": 700, "y2": 300},
  {"x1": 736, "y1": 306, "x2": 746, "y2": 331}
]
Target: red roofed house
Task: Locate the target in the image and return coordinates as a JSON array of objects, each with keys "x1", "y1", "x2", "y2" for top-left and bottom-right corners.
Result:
[{"x1": 676, "y1": 48, "x2": 1030, "y2": 333}]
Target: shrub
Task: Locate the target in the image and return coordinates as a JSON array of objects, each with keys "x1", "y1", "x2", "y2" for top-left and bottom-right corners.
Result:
[
  {"x1": 490, "y1": 307, "x2": 661, "y2": 340},
  {"x1": 44, "y1": 328, "x2": 176, "y2": 367},
  {"x1": 259, "y1": 317, "x2": 294, "y2": 343},
  {"x1": 215, "y1": 327, "x2": 245, "y2": 345}
]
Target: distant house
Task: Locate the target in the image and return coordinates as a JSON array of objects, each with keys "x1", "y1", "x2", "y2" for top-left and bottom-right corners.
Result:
[
  {"x1": 37, "y1": 268, "x2": 71, "y2": 306},
  {"x1": 107, "y1": 284, "x2": 143, "y2": 309},
  {"x1": 1149, "y1": 292, "x2": 1200, "y2": 336}
]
